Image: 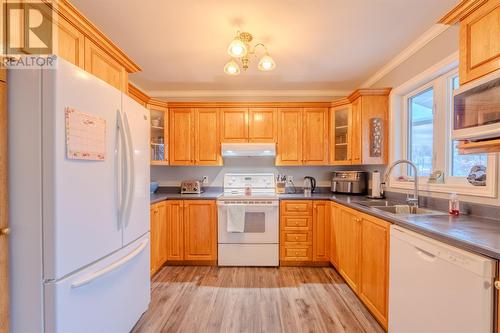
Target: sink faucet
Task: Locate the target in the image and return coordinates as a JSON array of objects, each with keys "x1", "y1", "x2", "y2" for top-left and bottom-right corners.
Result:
[{"x1": 382, "y1": 159, "x2": 419, "y2": 208}]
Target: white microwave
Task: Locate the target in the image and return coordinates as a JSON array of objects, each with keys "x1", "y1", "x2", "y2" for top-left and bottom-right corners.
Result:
[{"x1": 453, "y1": 70, "x2": 500, "y2": 141}]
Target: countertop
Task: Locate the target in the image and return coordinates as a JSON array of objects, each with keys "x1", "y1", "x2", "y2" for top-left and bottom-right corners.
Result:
[{"x1": 150, "y1": 189, "x2": 500, "y2": 260}]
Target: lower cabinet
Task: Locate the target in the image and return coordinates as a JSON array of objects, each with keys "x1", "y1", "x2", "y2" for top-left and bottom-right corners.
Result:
[
  {"x1": 330, "y1": 202, "x2": 389, "y2": 329},
  {"x1": 150, "y1": 200, "x2": 217, "y2": 276},
  {"x1": 150, "y1": 201, "x2": 167, "y2": 276},
  {"x1": 280, "y1": 200, "x2": 330, "y2": 264}
]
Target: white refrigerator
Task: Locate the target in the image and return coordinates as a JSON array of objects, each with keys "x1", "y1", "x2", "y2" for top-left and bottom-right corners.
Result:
[{"x1": 8, "y1": 58, "x2": 151, "y2": 332}]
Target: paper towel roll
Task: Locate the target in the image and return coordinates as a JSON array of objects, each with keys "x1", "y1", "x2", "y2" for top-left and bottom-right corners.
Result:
[{"x1": 371, "y1": 171, "x2": 381, "y2": 198}]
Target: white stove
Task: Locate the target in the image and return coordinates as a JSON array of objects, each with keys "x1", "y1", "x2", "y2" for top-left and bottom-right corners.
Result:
[{"x1": 217, "y1": 173, "x2": 279, "y2": 266}]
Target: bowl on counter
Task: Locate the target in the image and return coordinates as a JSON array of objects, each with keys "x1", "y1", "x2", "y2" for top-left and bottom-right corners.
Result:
[{"x1": 150, "y1": 182, "x2": 159, "y2": 193}]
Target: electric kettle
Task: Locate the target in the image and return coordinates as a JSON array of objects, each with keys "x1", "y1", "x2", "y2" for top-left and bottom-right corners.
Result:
[{"x1": 303, "y1": 176, "x2": 316, "y2": 194}]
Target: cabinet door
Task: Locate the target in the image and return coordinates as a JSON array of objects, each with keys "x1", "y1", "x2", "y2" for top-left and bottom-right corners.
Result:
[
  {"x1": 337, "y1": 208, "x2": 361, "y2": 292},
  {"x1": 330, "y1": 105, "x2": 352, "y2": 165},
  {"x1": 195, "y1": 108, "x2": 222, "y2": 166},
  {"x1": 303, "y1": 108, "x2": 329, "y2": 165},
  {"x1": 183, "y1": 200, "x2": 217, "y2": 261},
  {"x1": 0, "y1": 80, "x2": 7, "y2": 333},
  {"x1": 84, "y1": 38, "x2": 127, "y2": 91},
  {"x1": 166, "y1": 201, "x2": 184, "y2": 261},
  {"x1": 459, "y1": 1, "x2": 500, "y2": 84},
  {"x1": 329, "y1": 203, "x2": 340, "y2": 268},
  {"x1": 351, "y1": 98, "x2": 362, "y2": 164},
  {"x1": 221, "y1": 108, "x2": 248, "y2": 142},
  {"x1": 169, "y1": 108, "x2": 195, "y2": 165},
  {"x1": 360, "y1": 96, "x2": 388, "y2": 165},
  {"x1": 276, "y1": 108, "x2": 303, "y2": 165},
  {"x1": 148, "y1": 103, "x2": 169, "y2": 165},
  {"x1": 157, "y1": 202, "x2": 168, "y2": 267},
  {"x1": 57, "y1": 17, "x2": 85, "y2": 68},
  {"x1": 248, "y1": 108, "x2": 277, "y2": 142},
  {"x1": 359, "y1": 215, "x2": 389, "y2": 329},
  {"x1": 149, "y1": 205, "x2": 160, "y2": 276},
  {"x1": 313, "y1": 201, "x2": 330, "y2": 262}
]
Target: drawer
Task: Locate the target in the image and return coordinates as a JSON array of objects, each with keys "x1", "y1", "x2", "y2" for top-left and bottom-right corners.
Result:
[
  {"x1": 281, "y1": 201, "x2": 312, "y2": 215},
  {"x1": 281, "y1": 246, "x2": 312, "y2": 261},
  {"x1": 282, "y1": 231, "x2": 312, "y2": 244},
  {"x1": 282, "y1": 216, "x2": 312, "y2": 230}
]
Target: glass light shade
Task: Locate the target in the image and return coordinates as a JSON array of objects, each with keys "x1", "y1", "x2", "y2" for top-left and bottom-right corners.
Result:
[
  {"x1": 224, "y1": 59, "x2": 240, "y2": 75},
  {"x1": 227, "y1": 38, "x2": 248, "y2": 57},
  {"x1": 258, "y1": 55, "x2": 276, "y2": 71}
]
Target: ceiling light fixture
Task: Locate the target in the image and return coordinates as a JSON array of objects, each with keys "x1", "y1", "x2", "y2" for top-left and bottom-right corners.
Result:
[{"x1": 224, "y1": 31, "x2": 276, "y2": 76}]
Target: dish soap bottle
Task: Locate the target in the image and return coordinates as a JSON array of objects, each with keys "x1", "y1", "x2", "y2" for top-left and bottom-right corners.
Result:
[{"x1": 449, "y1": 193, "x2": 460, "y2": 216}]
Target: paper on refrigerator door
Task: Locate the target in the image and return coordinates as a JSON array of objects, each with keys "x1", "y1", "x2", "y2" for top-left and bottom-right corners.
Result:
[{"x1": 65, "y1": 107, "x2": 106, "y2": 161}]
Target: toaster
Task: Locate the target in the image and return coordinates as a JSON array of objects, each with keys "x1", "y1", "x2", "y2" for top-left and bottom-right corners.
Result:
[
  {"x1": 331, "y1": 171, "x2": 367, "y2": 194},
  {"x1": 180, "y1": 180, "x2": 203, "y2": 194}
]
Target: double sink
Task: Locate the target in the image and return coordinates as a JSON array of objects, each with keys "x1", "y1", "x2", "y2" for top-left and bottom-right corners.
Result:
[{"x1": 353, "y1": 199, "x2": 447, "y2": 217}]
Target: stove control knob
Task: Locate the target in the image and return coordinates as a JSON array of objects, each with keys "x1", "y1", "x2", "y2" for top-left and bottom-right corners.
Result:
[
  {"x1": 193, "y1": 187, "x2": 198, "y2": 192},
  {"x1": 182, "y1": 187, "x2": 187, "y2": 192}
]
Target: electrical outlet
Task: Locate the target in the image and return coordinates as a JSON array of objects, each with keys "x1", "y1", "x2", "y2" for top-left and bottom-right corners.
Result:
[{"x1": 202, "y1": 176, "x2": 208, "y2": 184}]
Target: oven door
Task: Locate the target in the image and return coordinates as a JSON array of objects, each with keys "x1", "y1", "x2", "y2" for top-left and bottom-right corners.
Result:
[{"x1": 217, "y1": 200, "x2": 278, "y2": 244}]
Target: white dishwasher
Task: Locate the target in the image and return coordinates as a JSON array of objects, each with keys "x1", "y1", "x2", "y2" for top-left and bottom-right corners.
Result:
[{"x1": 389, "y1": 225, "x2": 496, "y2": 333}]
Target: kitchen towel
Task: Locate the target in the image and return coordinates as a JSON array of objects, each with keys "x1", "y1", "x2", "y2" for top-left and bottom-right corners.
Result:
[{"x1": 227, "y1": 205, "x2": 246, "y2": 233}]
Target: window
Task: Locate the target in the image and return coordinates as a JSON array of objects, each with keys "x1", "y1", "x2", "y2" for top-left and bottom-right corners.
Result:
[
  {"x1": 448, "y1": 74, "x2": 487, "y2": 177},
  {"x1": 408, "y1": 87, "x2": 434, "y2": 176},
  {"x1": 394, "y1": 65, "x2": 496, "y2": 197}
]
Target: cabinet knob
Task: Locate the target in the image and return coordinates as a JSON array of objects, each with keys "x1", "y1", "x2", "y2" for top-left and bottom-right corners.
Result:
[
  {"x1": 0, "y1": 227, "x2": 10, "y2": 236},
  {"x1": 295, "y1": 236, "x2": 299, "y2": 240},
  {"x1": 495, "y1": 281, "x2": 500, "y2": 290}
]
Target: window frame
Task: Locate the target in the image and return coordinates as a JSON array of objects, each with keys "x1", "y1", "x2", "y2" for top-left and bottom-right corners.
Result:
[{"x1": 389, "y1": 60, "x2": 497, "y2": 198}]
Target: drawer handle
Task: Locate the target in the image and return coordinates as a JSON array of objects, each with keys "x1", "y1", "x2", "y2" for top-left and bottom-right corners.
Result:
[
  {"x1": 295, "y1": 236, "x2": 299, "y2": 240},
  {"x1": 295, "y1": 252, "x2": 299, "y2": 255}
]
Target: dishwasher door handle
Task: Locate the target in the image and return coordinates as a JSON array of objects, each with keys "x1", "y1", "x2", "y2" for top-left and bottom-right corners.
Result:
[{"x1": 415, "y1": 246, "x2": 437, "y2": 262}]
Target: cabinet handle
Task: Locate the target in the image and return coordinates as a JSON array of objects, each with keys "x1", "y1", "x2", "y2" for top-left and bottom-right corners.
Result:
[
  {"x1": 495, "y1": 281, "x2": 500, "y2": 290},
  {"x1": 0, "y1": 227, "x2": 10, "y2": 236},
  {"x1": 355, "y1": 217, "x2": 361, "y2": 222},
  {"x1": 295, "y1": 236, "x2": 299, "y2": 240}
]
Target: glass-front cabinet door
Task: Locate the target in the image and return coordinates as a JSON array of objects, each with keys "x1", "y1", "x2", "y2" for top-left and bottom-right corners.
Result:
[
  {"x1": 330, "y1": 104, "x2": 352, "y2": 165},
  {"x1": 149, "y1": 103, "x2": 169, "y2": 165}
]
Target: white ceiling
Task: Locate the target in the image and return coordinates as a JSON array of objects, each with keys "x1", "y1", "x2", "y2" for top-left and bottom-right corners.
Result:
[{"x1": 71, "y1": 0, "x2": 458, "y2": 97}]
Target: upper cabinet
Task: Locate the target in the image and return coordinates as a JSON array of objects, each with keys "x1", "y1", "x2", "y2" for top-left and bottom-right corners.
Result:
[
  {"x1": 220, "y1": 107, "x2": 277, "y2": 143},
  {"x1": 439, "y1": 0, "x2": 500, "y2": 85},
  {"x1": 169, "y1": 108, "x2": 222, "y2": 166},
  {"x1": 57, "y1": 17, "x2": 85, "y2": 69},
  {"x1": 276, "y1": 107, "x2": 329, "y2": 166},
  {"x1": 84, "y1": 38, "x2": 127, "y2": 91},
  {"x1": 248, "y1": 108, "x2": 277, "y2": 142},
  {"x1": 303, "y1": 108, "x2": 329, "y2": 165},
  {"x1": 148, "y1": 100, "x2": 169, "y2": 166},
  {"x1": 330, "y1": 90, "x2": 390, "y2": 166},
  {"x1": 221, "y1": 108, "x2": 248, "y2": 142},
  {"x1": 459, "y1": 0, "x2": 500, "y2": 84}
]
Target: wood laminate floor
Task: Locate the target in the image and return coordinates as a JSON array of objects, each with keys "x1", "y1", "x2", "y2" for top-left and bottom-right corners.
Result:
[{"x1": 132, "y1": 266, "x2": 384, "y2": 333}]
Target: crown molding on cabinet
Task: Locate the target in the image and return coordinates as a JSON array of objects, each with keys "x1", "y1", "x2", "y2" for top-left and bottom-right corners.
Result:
[
  {"x1": 360, "y1": 24, "x2": 451, "y2": 88},
  {"x1": 438, "y1": 0, "x2": 489, "y2": 24},
  {"x1": 166, "y1": 101, "x2": 333, "y2": 108},
  {"x1": 44, "y1": 0, "x2": 141, "y2": 73},
  {"x1": 146, "y1": 89, "x2": 351, "y2": 99}
]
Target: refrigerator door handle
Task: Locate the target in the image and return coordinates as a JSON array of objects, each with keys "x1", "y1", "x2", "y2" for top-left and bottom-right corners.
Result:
[
  {"x1": 70, "y1": 239, "x2": 149, "y2": 289},
  {"x1": 116, "y1": 110, "x2": 130, "y2": 228},
  {"x1": 122, "y1": 111, "x2": 135, "y2": 228}
]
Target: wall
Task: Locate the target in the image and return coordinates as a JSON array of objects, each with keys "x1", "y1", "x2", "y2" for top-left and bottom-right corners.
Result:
[
  {"x1": 371, "y1": 25, "x2": 459, "y2": 88},
  {"x1": 151, "y1": 158, "x2": 383, "y2": 187},
  {"x1": 371, "y1": 24, "x2": 500, "y2": 207}
]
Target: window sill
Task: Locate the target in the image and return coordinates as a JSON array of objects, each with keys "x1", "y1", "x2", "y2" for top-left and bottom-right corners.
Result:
[{"x1": 389, "y1": 179, "x2": 497, "y2": 198}]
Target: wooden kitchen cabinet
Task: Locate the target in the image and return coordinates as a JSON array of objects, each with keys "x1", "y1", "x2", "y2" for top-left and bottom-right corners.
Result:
[
  {"x1": 170, "y1": 108, "x2": 222, "y2": 166},
  {"x1": 330, "y1": 104, "x2": 352, "y2": 165},
  {"x1": 276, "y1": 108, "x2": 303, "y2": 165},
  {"x1": 195, "y1": 108, "x2": 222, "y2": 166},
  {"x1": 458, "y1": 0, "x2": 500, "y2": 85},
  {"x1": 313, "y1": 201, "x2": 330, "y2": 262},
  {"x1": 84, "y1": 38, "x2": 127, "y2": 91},
  {"x1": 359, "y1": 214, "x2": 390, "y2": 329},
  {"x1": 248, "y1": 108, "x2": 277, "y2": 142},
  {"x1": 148, "y1": 100, "x2": 169, "y2": 166},
  {"x1": 221, "y1": 108, "x2": 248, "y2": 142},
  {"x1": 350, "y1": 98, "x2": 362, "y2": 164},
  {"x1": 337, "y1": 207, "x2": 362, "y2": 293},
  {"x1": 303, "y1": 108, "x2": 330, "y2": 165},
  {"x1": 329, "y1": 202, "x2": 341, "y2": 268},
  {"x1": 165, "y1": 201, "x2": 184, "y2": 261},
  {"x1": 150, "y1": 201, "x2": 167, "y2": 276},
  {"x1": 183, "y1": 201, "x2": 217, "y2": 261},
  {"x1": 57, "y1": 17, "x2": 85, "y2": 69},
  {"x1": 169, "y1": 108, "x2": 195, "y2": 165}
]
